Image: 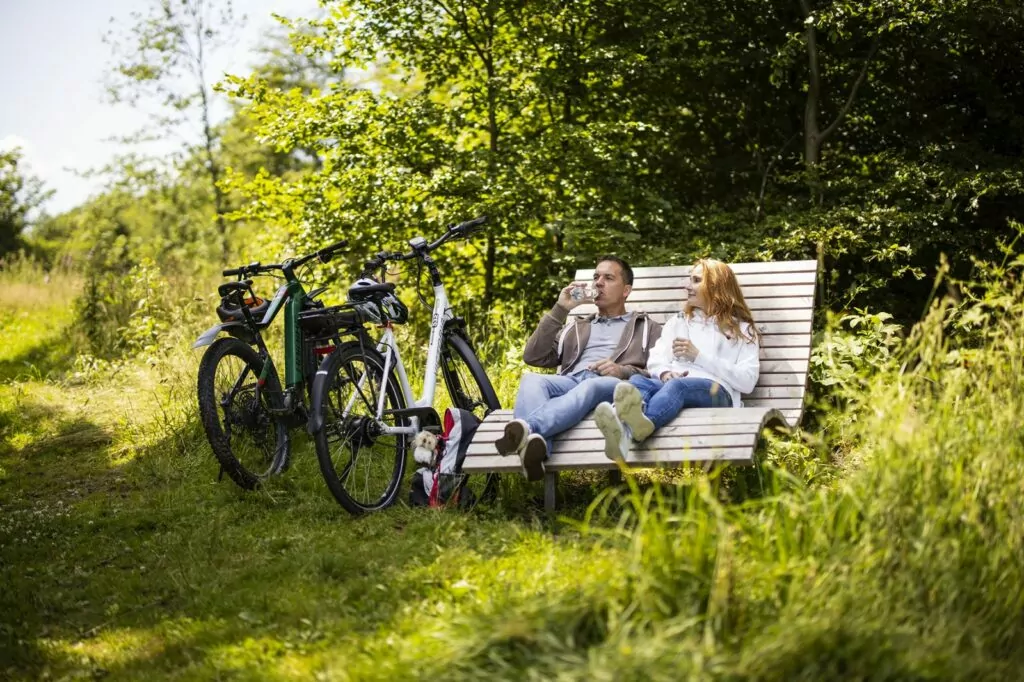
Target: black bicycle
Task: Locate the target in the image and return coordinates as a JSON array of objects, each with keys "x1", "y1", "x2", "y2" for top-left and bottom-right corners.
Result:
[
  {"x1": 304, "y1": 217, "x2": 501, "y2": 514},
  {"x1": 193, "y1": 240, "x2": 347, "y2": 489}
]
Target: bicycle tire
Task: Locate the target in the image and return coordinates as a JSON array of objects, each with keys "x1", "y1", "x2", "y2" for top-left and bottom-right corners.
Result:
[
  {"x1": 440, "y1": 332, "x2": 501, "y2": 505},
  {"x1": 197, "y1": 337, "x2": 290, "y2": 489},
  {"x1": 312, "y1": 342, "x2": 409, "y2": 515}
]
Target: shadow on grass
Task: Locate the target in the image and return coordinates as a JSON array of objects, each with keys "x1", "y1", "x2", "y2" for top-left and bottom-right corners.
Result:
[{"x1": 0, "y1": 392, "x2": 545, "y2": 680}]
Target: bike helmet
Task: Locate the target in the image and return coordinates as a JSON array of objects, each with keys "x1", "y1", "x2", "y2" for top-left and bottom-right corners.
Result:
[
  {"x1": 217, "y1": 294, "x2": 270, "y2": 324},
  {"x1": 347, "y1": 278, "x2": 410, "y2": 325}
]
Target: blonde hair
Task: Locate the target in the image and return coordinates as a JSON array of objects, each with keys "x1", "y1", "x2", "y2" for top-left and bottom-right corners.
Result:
[{"x1": 683, "y1": 258, "x2": 760, "y2": 343}]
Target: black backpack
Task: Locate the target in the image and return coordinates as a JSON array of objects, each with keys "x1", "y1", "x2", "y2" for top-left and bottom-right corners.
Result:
[{"x1": 409, "y1": 407, "x2": 481, "y2": 508}]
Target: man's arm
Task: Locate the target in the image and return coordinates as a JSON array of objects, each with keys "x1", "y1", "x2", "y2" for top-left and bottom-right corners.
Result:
[
  {"x1": 523, "y1": 302, "x2": 572, "y2": 368},
  {"x1": 523, "y1": 282, "x2": 590, "y2": 368}
]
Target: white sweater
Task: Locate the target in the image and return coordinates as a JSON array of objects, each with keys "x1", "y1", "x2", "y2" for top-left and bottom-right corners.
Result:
[{"x1": 646, "y1": 311, "x2": 760, "y2": 408}]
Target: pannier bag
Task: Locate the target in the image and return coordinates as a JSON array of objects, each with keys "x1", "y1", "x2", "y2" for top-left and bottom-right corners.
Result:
[{"x1": 409, "y1": 407, "x2": 481, "y2": 508}]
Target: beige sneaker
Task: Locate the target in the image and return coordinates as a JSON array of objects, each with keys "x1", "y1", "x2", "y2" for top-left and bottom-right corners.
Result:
[
  {"x1": 495, "y1": 418, "x2": 529, "y2": 456},
  {"x1": 613, "y1": 382, "x2": 655, "y2": 442},
  {"x1": 594, "y1": 402, "x2": 630, "y2": 462}
]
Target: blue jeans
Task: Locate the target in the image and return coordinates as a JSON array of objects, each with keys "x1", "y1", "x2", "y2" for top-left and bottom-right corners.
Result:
[
  {"x1": 628, "y1": 375, "x2": 732, "y2": 430},
  {"x1": 514, "y1": 371, "x2": 621, "y2": 455}
]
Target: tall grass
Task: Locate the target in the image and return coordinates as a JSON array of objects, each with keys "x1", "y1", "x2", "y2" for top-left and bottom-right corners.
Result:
[{"x1": 3, "y1": 247, "x2": 1024, "y2": 679}]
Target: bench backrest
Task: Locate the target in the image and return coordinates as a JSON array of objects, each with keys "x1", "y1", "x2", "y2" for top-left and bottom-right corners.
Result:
[{"x1": 572, "y1": 260, "x2": 818, "y2": 425}]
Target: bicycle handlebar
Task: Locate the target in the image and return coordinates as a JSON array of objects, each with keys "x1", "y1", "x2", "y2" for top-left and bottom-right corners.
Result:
[
  {"x1": 222, "y1": 239, "x2": 349, "y2": 279},
  {"x1": 359, "y1": 216, "x2": 488, "y2": 276}
]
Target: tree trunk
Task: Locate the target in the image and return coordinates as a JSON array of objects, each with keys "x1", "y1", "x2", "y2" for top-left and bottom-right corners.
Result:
[
  {"x1": 799, "y1": 0, "x2": 881, "y2": 202},
  {"x1": 484, "y1": 56, "x2": 499, "y2": 309}
]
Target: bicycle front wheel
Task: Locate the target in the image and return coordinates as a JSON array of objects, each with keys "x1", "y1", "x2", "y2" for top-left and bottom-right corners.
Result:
[
  {"x1": 197, "y1": 337, "x2": 289, "y2": 490},
  {"x1": 312, "y1": 342, "x2": 409, "y2": 515},
  {"x1": 441, "y1": 333, "x2": 501, "y2": 506}
]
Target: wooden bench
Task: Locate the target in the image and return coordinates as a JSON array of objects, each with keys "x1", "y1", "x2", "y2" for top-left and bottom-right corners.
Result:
[{"x1": 462, "y1": 260, "x2": 819, "y2": 511}]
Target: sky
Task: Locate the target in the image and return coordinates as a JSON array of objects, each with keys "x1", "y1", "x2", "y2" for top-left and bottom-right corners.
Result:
[{"x1": 0, "y1": 0, "x2": 319, "y2": 215}]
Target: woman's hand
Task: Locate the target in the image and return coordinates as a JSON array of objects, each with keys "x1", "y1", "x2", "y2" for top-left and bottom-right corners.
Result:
[
  {"x1": 672, "y1": 338, "x2": 701, "y2": 362},
  {"x1": 659, "y1": 370, "x2": 689, "y2": 382}
]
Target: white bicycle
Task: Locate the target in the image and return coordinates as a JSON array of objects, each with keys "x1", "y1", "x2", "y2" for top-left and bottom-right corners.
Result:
[{"x1": 303, "y1": 217, "x2": 500, "y2": 515}]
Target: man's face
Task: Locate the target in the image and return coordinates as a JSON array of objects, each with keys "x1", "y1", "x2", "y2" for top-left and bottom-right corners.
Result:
[{"x1": 592, "y1": 259, "x2": 631, "y2": 311}]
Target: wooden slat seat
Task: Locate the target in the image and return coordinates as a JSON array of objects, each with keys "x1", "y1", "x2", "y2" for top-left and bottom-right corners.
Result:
[{"x1": 462, "y1": 260, "x2": 818, "y2": 510}]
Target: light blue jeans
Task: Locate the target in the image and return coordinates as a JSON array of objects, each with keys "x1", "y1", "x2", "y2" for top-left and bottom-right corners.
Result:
[
  {"x1": 513, "y1": 370, "x2": 621, "y2": 456},
  {"x1": 628, "y1": 374, "x2": 733, "y2": 429}
]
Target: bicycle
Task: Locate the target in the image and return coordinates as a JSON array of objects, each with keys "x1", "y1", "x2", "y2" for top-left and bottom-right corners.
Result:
[
  {"x1": 304, "y1": 217, "x2": 501, "y2": 515},
  {"x1": 193, "y1": 240, "x2": 348, "y2": 489}
]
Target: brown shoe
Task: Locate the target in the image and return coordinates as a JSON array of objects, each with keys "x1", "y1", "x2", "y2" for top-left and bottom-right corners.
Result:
[
  {"x1": 495, "y1": 418, "x2": 529, "y2": 456},
  {"x1": 519, "y1": 434, "x2": 547, "y2": 481}
]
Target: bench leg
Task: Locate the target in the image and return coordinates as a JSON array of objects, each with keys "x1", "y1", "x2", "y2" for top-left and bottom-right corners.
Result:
[
  {"x1": 607, "y1": 469, "x2": 622, "y2": 486},
  {"x1": 544, "y1": 471, "x2": 558, "y2": 513}
]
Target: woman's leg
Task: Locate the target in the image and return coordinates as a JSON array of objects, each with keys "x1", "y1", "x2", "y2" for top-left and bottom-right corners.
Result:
[
  {"x1": 612, "y1": 374, "x2": 663, "y2": 442},
  {"x1": 643, "y1": 378, "x2": 733, "y2": 430}
]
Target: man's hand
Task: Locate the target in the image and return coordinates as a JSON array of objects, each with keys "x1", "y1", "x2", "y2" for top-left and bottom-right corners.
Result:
[
  {"x1": 660, "y1": 370, "x2": 690, "y2": 381},
  {"x1": 589, "y1": 359, "x2": 630, "y2": 378},
  {"x1": 557, "y1": 281, "x2": 591, "y2": 310}
]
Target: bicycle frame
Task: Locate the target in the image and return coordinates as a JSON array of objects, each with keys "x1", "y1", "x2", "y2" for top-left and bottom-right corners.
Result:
[
  {"x1": 258, "y1": 280, "x2": 312, "y2": 389},
  {"x1": 339, "y1": 281, "x2": 455, "y2": 438}
]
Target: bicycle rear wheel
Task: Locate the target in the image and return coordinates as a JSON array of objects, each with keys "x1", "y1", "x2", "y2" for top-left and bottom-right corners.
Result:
[
  {"x1": 440, "y1": 333, "x2": 501, "y2": 506},
  {"x1": 312, "y1": 342, "x2": 409, "y2": 515},
  {"x1": 197, "y1": 337, "x2": 289, "y2": 489}
]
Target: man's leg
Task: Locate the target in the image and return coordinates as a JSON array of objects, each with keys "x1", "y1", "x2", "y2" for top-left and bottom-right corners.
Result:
[
  {"x1": 512, "y1": 372, "x2": 580, "y2": 421},
  {"x1": 496, "y1": 373, "x2": 580, "y2": 461},
  {"x1": 524, "y1": 373, "x2": 621, "y2": 442}
]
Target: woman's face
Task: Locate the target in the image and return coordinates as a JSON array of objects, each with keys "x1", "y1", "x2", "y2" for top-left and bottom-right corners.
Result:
[{"x1": 686, "y1": 264, "x2": 707, "y2": 309}]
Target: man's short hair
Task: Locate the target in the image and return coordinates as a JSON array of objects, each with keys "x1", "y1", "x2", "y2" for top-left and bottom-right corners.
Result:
[{"x1": 596, "y1": 255, "x2": 634, "y2": 286}]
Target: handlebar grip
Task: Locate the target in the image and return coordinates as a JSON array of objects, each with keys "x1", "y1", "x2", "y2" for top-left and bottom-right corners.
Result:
[
  {"x1": 317, "y1": 239, "x2": 349, "y2": 263},
  {"x1": 451, "y1": 215, "x2": 488, "y2": 236},
  {"x1": 223, "y1": 261, "x2": 262, "y2": 277}
]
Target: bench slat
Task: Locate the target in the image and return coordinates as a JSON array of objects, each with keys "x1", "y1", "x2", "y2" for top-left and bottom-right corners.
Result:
[
  {"x1": 577, "y1": 260, "x2": 818, "y2": 278},
  {"x1": 463, "y1": 447, "x2": 757, "y2": 473},
  {"x1": 572, "y1": 284, "x2": 816, "y2": 312}
]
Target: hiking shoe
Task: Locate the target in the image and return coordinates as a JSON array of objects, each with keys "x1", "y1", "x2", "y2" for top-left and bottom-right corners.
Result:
[
  {"x1": 614, "y1": 382, "x2": 655, "y2": 442},
  {"x1": 594, "y1": 402, "x2": 631, "y2": 463},
  {"x1": 495, "y1": 418, "x2": 529, "y2": 456},
  {"x1": 520, "y1": 434, "x2": 547, "y2": 481}
]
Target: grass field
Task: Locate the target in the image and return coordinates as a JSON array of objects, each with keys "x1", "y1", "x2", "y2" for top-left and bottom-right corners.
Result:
[{"x1": 3, "y1": 260, "x2": 1024, "y2": 680}]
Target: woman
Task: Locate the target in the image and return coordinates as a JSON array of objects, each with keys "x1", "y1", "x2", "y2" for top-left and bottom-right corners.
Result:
[{"x1": 594, "y1": 258, "x2": 761, "y2": 461}]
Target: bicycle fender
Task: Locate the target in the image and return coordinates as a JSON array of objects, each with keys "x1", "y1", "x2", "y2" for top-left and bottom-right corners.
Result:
[{"x1": 191, "y1": 322, "x2": 255, "y2": 348}]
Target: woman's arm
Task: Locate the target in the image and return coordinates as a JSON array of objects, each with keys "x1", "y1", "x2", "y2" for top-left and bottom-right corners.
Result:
[
  {"x1": 692, "y1": 322, "x2": 760, "y2": 394},
  {"x1": 646, "y1": 316, "x2": 680, "y2": 380}
]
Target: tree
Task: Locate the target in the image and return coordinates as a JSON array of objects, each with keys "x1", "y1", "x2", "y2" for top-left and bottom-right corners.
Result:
[
  {"x1": 0, "y1": 148, "x2": 53, "y2": 258},
  {"x1": 104, "y1": 0, "x2": 244, "y2": 260}
]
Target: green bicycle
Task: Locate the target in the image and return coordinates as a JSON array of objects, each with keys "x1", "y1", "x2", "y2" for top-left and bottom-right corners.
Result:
[{"x1": 193, "y1": 240, "x2": 348, "y2": 489}]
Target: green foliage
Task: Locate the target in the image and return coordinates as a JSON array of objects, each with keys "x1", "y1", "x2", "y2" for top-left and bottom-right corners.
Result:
[{"x1": 0, "y1": 148, "x2": 52, "y2": 258}]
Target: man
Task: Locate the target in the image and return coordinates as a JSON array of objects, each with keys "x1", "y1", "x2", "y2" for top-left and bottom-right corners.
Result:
[{"x1": 495, "y1": 256, "x2": 663, "y2": 480}]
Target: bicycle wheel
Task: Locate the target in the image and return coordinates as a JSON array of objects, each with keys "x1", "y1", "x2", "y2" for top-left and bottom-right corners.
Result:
[
  {"x1": 197, "y1": 337, "x2": 289, "y2": 490},
  {"x1": 312, "y1": 342, "x2": 409, "y2": 515},
  {"x1": 440, "y1": 333, "x2": 501, "y2": 506}
]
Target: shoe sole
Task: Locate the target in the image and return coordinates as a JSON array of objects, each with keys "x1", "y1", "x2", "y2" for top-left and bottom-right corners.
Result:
[
  {"x1": 614, "y1": 383, "x2": 655, "y2": 442},
  {"x1": 594, "y1": 403, "x2": 626, "y2": 462},
  {"x1": 521, "y1": 436, "x2": 547, "y2": 481},
  {"x1": 495, "y1": 419, "x2": 528, "y2": 456}
]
